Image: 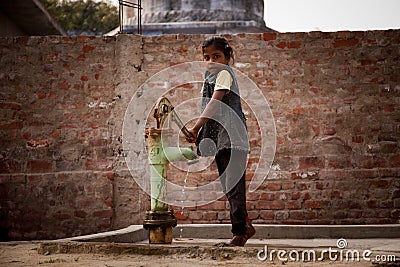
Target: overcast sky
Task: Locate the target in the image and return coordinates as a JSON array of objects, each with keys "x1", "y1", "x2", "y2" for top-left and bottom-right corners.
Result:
[
  {"x1": 110, "y1": 0, "x2": 400, "y2": 32},
  {"x1": 265, "y1": 0, "x2": 400, "y2": 32}
]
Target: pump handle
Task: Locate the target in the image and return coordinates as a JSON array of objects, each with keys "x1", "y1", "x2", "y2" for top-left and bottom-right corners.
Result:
[{"x1": 153, "y1": 97, "x2": 195, "y2": 139}]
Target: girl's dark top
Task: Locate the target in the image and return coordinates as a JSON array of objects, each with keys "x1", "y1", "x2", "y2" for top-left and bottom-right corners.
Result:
[{"x1": 196, "y1": 65, "x2": 249, "y2": 156}]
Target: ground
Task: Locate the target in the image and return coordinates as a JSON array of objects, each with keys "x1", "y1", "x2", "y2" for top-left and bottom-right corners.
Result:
[{"x1": 2, "y1": 241, "x2": 397, "y2": 267}]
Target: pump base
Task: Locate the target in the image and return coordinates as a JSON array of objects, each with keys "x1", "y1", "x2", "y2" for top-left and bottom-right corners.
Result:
[{"x1": 143, "y1": 210, "x2": 177, "y2": 244}]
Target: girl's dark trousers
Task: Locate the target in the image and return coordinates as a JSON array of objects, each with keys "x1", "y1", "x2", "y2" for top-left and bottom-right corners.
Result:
[{"x1": 215, "y1": 148, "x2": 248, "y2": 235}]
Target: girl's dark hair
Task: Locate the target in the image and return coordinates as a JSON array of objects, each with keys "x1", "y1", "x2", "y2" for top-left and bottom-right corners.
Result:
[{"x1": 202, "y1": 36, "x2": 234, "y2": 63}]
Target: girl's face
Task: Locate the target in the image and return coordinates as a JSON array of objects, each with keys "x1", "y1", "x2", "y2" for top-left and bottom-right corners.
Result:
[{"x1": 203, "y1": 46, "x2": 229, "y2": 72}]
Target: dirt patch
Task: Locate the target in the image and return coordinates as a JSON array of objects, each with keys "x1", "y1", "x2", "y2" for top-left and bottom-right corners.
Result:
[{"x1": 1, "y1": 241, "x2": 383, "y2": 267}]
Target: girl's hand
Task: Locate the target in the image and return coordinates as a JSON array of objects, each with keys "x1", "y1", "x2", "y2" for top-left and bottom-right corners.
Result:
[{"x1": 185, "y1": 128, "x2": 198, "y2": 143}]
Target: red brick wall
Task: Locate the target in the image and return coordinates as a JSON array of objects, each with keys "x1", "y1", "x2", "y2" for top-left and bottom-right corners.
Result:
[
  {"x1": 0, "y1": 36, "x2": 120, "y2": 240},
  {"x1": 0, "y1": 31, "x2": 399, "y2": 240}
]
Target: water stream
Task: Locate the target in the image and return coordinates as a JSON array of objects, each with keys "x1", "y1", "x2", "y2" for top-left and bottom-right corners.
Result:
[{"x1": 179, "y1": 165, "x2": 190, "y2": 238}]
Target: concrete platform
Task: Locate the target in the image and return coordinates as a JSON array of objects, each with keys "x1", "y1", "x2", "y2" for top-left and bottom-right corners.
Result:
[{"x1": 55, "y1": 224, "x2": 400, "y2": 243}]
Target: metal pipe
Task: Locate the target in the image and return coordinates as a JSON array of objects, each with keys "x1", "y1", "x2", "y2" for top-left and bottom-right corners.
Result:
[
  {"x1": 138, "y1": 0, "x2": 142, "y2": 35},
  {"x1": 143, "y1": 127, "x2": 197, "y2": 243},
  {"x1": 118, "y1": 0, "x2": 143, "y2": 34}
]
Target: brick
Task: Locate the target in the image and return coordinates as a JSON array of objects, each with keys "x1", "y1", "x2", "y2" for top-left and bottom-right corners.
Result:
[
  {"x1": 266, "y1": 182, "x2": 281, "y2": 191},
  {"x1": 105, "y1": 172, "x2": 115, "y2": 181},
  {"x1": 282, "y1": 182, "x2": 294, "y2": 190},
  {"x1": 357, "y1": 156, "x2": 387, "y2": 169},
  {"x1": 389, "y1": 155, "x2": 400, "y2": 167},
  {"x1": 303, "y1": 192, "x2": 311, "y2": 200},
  {"x1": 0, "y1": 121, "x2": 23, "y2": 129},
  {"x1": 327, "y1": 157, "x2": 352, "y2": 169},
  {"x1": 188, "y1": 211, "x2": 203, "y2": 220},
  {"x1": 104, "y1": 199, "x2": 113, "y2": 208},
  {"x1": 19, "y1": 132, "x2": 31, "y2": 139},
  {"x1": 287, "y1": 200, "x2": 302, "y2": 210},
  {"x1": 197, "y1": 201, "x2": 225, "y2": 210},
  {"x1": 259, "y1": 192, "x2": 275, "y2": 201},
  {"x1": 352, "y1": 170, "x2": 376, "y2": 179},
  {"x1": 293, "y1": 107, "x2": 306, "y2": 115},
  {"x1": 0, "y1": 184, "x2": 8, "y2": 198},
  {"x1": 352, "y1": 135, "x2": 364, "y2": 143},
  {"x1": 85, "y1": 159, "x2": 112, "y2": 171},
  {"x1": 276, "y1": 41, "x2": 301, "y2": 49},
  {"x1": 291, "y1": 172, "x2": 303, "y2": 180},
  {"x1": 323, "y1": 127, "x2": 336, "y2": 135},
  {"x1": 391, "y1": 209, "x2": 400, "y2": 218},
  {"x1": 0, "y1": 102, "x2": 22, "y2": 110},
  {"x1": 370, "y1": 179, "x2": 389, "y2": 188},
  {"x1": 52, "y1": 213, "x2": 71, "y2": 220},
  {"x1": 58, "y1": 81, "x2": 70, "y2": 90},
  {"x1": 96, "y1": 218, "x2": 111, "y2": 228},
  {"x1": 82, "y1": 45, "x2": 95, "y2": 53},
  {"x1": 289, "y1": 210, "x2": 316, "y2": 220},
  {"x1": 304, "y1": 200, "x2": 330, "y2": 209},
  {"x1": 333, "y1": 38, "x2": 359, "y2": 48},
  {"x1": 259, "y1": 210, "x2": 275, "y2": 220},
  {"x1": 174, "y1": 211, "x2": 187, "y2": 220},
  {"x1": 35, "y1": 91, "x2": 46, "y2": 99},
  {"x1": 299, "y1": 157, "x2": 325, "y2": 169},
  {"x1": 93, "y1": 209, "x2": 113, "y2": 218},
  {"x1": 0, "y1": 174, "x2": 10, "y2": 183},
  {"x1": 0, "y1": 160, "x2": 23, "y2": 173},
  {"x1": 315, "y1": 182, "x2": 324, "y2": 190},
  {"x1": 379, "y1": 200, "x2": 393, "y2": 208},
  {"x1": 256, "y1": 201, "x2": 285, "y2": 210},
  {"x1": 290, "y1": 192, "x2": 301, "y2": 200},
  {"x1": 27, "y1": 160, "x2": 53, "y2": 172},
  {"x1": 379, "y1": 142, "x2": 398, "y2": 154},
  {"x1": 392, "y1": 190, "x2": 400, "y2": 198},
  {"x1": 247, "y1": 210, "x2": 259, "y2": 220},
  {"x1": 247, "y1": 192, "x2": 260, "y2": 201},
  {"x1": 74, "y1": 210, "x2": 87, "y2": 218},
  {"x1": 77, "y1": 54, "x2": 86, "y2": 61},
  {"x1": 203, "y1": 211, "x2": 217, "y2": 220},
  {"x1": 263, "y1": 32, "x2": 277, "y2": 41},
  {"x1": 334, "y1": 210, "x2": 347, "y2": 219},
  {"x1": 46, "y1": 54, "x2": 59, "y2": 62},
  {"x1": 26, "y1": 139, "x2": 52, "y2": 148},
  {"x1": 10, "y1": 174, "x2": 27, "y2": 183},
  {"x1": 367, "y1": 200, "x2": 378, "y2": 208},
  {"x1": 49, "y1": 129, "x2": 61, "y2": 138}
]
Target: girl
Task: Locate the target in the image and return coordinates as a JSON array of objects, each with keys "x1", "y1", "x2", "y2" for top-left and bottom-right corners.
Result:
[{"x1": 186, "y1": 36, "x2": 255, "y2": 246}]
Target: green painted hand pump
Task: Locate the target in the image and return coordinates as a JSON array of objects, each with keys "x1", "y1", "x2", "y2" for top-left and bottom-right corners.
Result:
[{"x1": 143, "y1": 97, "x2": 197, "y2": 244}]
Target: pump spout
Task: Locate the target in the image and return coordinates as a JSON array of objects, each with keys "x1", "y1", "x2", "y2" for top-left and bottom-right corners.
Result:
[{"x1": 163, "y1": 146, "x2": 197, "y2": 162}]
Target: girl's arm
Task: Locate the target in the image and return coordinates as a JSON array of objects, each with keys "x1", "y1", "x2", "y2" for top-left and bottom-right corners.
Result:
[{"x1": 186, "y1": 89, "x2": 227, "y2": 143}]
